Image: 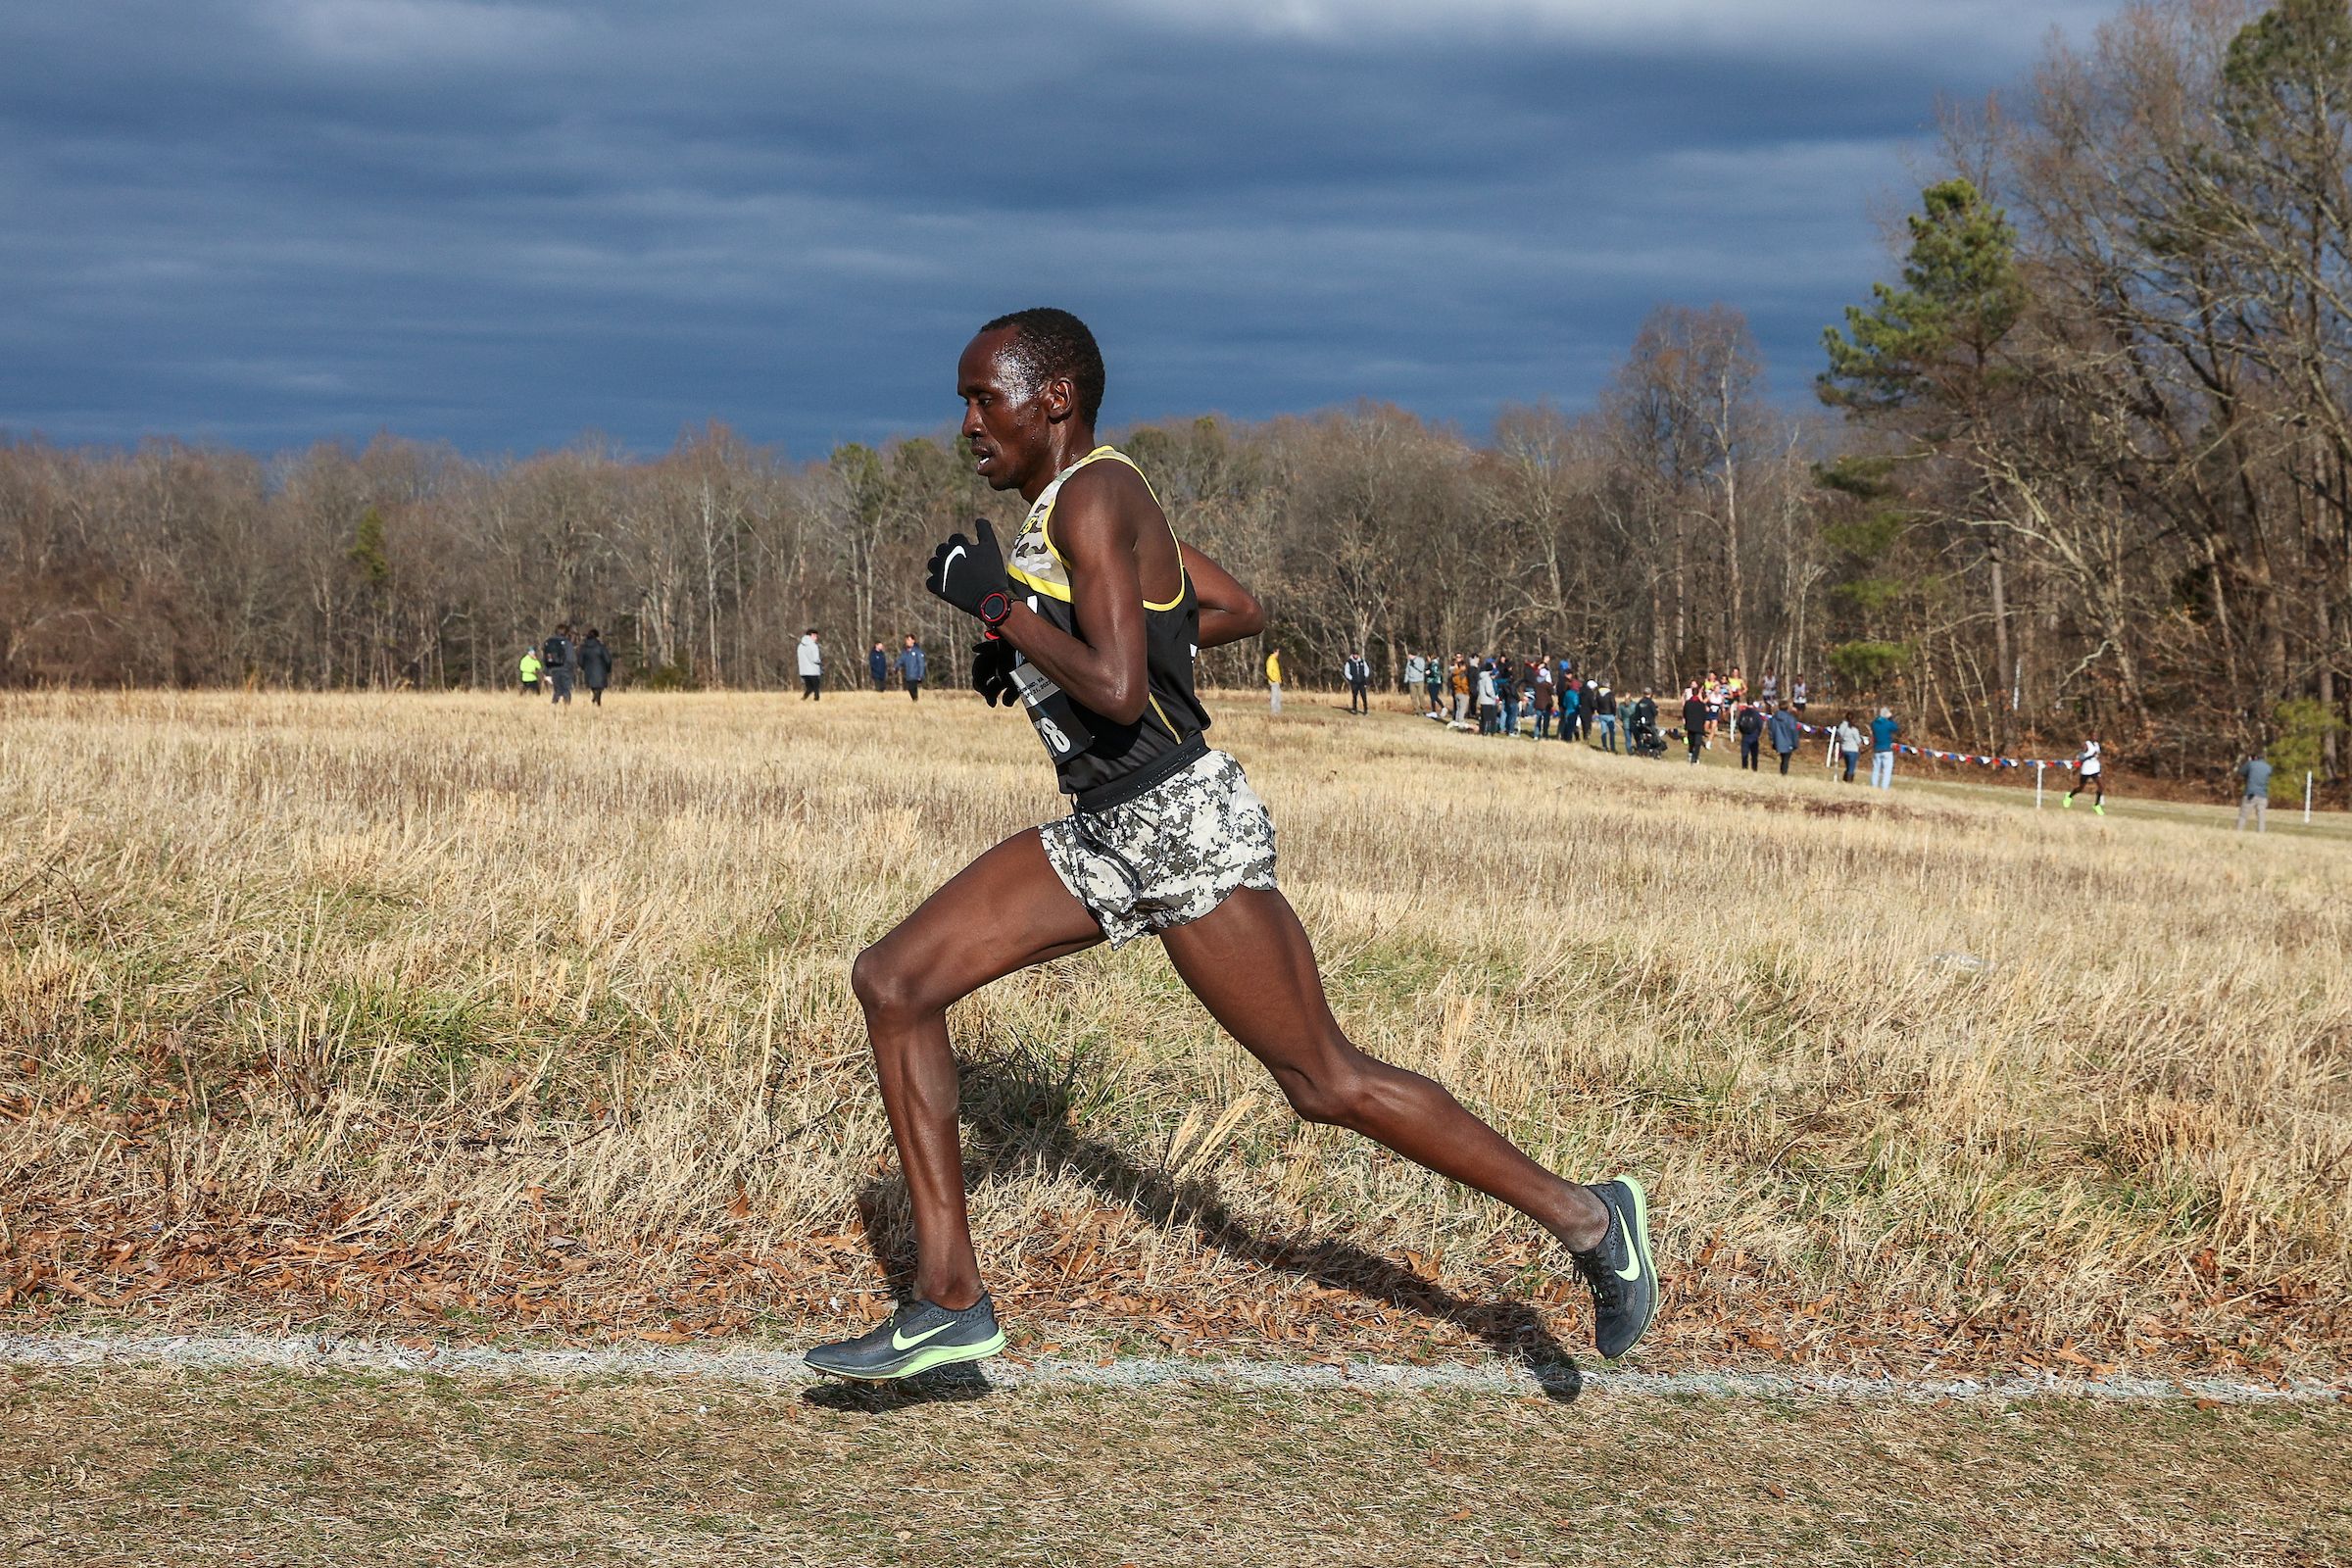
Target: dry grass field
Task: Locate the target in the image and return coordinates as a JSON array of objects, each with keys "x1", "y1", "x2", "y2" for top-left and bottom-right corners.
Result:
[
  {"x1": 7, "y1": 1365, "x2": 2348, "y2": 1567},
  {"x1": 2, "y1": 688, "x2": 2348, "y2": 1381}
]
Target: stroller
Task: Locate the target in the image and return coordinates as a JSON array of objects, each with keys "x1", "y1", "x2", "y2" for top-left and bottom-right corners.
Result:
[{"x1": 1628, "y1": 715, "x2": 1668, "y2": 760}]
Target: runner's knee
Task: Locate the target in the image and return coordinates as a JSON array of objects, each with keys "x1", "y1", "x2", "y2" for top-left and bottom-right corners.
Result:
[
  {"x1": 1279, "y1": 1055, "x2": 1381, "y2": 1129},
  {"x1": 850, "y1": 945, "x2": 928, "y2": 1024}
]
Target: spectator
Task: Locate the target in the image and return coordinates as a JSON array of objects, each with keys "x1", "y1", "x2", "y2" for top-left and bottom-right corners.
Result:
[
  {"x1": 1266, "y1": 647, "x2": 1283, "y2": 714},
  {"x1": 578, "y1": 627, "x2": 612, "y2": 707},
  {"x1": 1594, "y1": 684, "x2": 1620, "y2": 753},
  {"x1": 1449, "y1": 656, "x2": 1472, "y2": 726},
  {"x1": 897, "y1": 634, "x2": 926, "y2": 702},
  {"x1": 1767, "y1": 701, "x2": 1800, "y2": 775},
  {"x1": 1424, "y1": 655, "x2": 1445, "y2": 719},
  {"x1": 1530, "y1": 662, "x2": 1557, "y2": 739},
  {"x1": 1869, "y1": 707, "x2": 1901, "y2": 790},
  {"x1": 798, "y1": 628, "x2": 824, "y2": 700},
  {"x1": 543, "y1": 623, "x2": 575, "y2": 707},
  {"x1": 869, "y1": 641, "x2": 890, "y2": 692},
  {"x1": 1476, "y1": 660, "x2": 1500, "y2": 734},
  {"x1": 518, "y1": 645, "x2": 543, "y2": 697},
  {"x1": 1681, "y1": 686, "x2": 1709, "y2": 765},
  {"x1": 1736, "y1": 702, "x2": 1764, "y2": 770},
  {"x1": 2234, "y1": 748, "x2": 2273, "y2": 833},
  {"x1": 1344, "y1": 651, "x2": 1371, "y2": 715},
  {"x1": 2065, "y1": 733, "x2": 2105, "y2": 814},
  {"x1": 1403, "y1": 653, "x2": 1425, "y2": 697},
  {"x1": 1631, "y1": 689, "x2": 1659, "y2": 754},
  {"x1": 1836, "y1": 712, "x2": 1863, "y2": 783}
]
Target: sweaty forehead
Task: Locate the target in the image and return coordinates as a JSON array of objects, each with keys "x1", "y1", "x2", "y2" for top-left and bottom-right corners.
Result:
[{"x1": 959, "y1": 330, "x2": 1039, "y2": 395}]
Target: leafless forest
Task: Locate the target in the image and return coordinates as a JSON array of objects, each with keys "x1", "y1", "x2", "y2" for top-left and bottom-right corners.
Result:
[{"x1": 3, "y1": 0, "x2": 2349, "y2": 783}]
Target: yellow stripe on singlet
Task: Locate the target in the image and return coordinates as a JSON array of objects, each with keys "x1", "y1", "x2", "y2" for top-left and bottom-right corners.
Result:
[
  {"x1": 1007, "y1": 564, "x2": 1071, "y2": 602},
  {"x1": 1034, "y1": 447, "x2": 1188, "y2": 611}
]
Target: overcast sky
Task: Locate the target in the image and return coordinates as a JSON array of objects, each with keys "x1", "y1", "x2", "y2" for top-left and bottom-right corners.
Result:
[{"x1": 0, "y1": 0, "x2": 2115, "y2": 459}]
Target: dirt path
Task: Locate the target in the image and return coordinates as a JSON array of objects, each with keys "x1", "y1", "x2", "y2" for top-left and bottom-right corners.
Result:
[{"x1": 6, "y1": 1361, "x2": 2346, "y2": 1566}]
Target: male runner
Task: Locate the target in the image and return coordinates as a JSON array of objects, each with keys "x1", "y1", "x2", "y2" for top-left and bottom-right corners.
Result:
[
  {"x1": 803, "y1": 308, "x2": 1656, "y2": 1381},
  {"x1": 2065, "y1": 733, "x2": 2105, "y2": 814}
]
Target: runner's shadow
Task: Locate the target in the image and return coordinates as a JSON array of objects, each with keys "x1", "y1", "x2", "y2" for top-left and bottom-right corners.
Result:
[
  {"x1": 852, "y1": 1050, "x2": 1585, "y2": 1403},
  {"x1": 801, "y1": 1363, "x2": 995, "y2": 1413}
]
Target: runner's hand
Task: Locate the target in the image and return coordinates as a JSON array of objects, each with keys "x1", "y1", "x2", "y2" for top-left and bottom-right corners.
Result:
[
  {"x1": 971, "y1": 636, "x2": 1017, "y2": 707},
  {"x1": 925, "y1": 518, "x2": 1011, "y2": 626}
]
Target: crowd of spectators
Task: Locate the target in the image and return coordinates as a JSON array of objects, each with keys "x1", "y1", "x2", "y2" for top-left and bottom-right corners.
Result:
[{"x1": 1389, "y1": 655, "x2": 1915, "y2": 788}]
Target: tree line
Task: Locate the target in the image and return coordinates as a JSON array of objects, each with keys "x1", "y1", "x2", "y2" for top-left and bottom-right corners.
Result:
[{"x1": 3, "y1": 0, "x2": 2349, "y2": 787}]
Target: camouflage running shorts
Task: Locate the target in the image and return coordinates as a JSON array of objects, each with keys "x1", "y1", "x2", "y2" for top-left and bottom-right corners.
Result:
[{"x1": 1039, "y1": 748, "x2": 1278, "y2": 948}]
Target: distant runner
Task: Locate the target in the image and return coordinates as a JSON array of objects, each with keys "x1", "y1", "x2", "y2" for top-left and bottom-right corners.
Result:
[
  {"x1": 802, "y1": 309, "x2": 1657, "y2": 1381},
  {"x1": 2065, "y1": 734, "x2": 2105, "y2": 815}
]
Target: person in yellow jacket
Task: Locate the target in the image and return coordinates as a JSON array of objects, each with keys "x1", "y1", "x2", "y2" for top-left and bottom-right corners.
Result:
[
  {"x1": 1264, "y1": 647, "x2": 1282, "y2": 714},
  {"x1": 518, "y1": 647, "x2": 544, "y2": 697}
]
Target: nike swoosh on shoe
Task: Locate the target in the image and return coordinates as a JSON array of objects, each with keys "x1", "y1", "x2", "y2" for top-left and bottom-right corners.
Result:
[{"x1": 891, "y1": 1320, "x2": 956, "y2": 1352}]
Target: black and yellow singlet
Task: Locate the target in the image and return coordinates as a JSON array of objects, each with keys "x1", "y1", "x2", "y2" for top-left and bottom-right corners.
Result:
[{"x1": 1005, "y1": 446, "x2": 1211, "y2": 810}]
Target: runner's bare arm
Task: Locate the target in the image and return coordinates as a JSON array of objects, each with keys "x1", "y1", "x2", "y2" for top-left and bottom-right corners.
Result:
[
  {"x1": 1181, "y1": 544, "x2": 1262, "y2": 649},
  {"x1": 995, "y1": 467, "x2": 1152, "y2": 724}
]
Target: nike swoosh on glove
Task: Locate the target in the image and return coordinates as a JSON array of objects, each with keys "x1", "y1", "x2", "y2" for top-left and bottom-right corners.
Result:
[
  {"x1": 925, "y1": 518, "x2": 1011, "y2": 626},
  {"x1": 971, "y1": 637, "x2": 1018, "y2": 707}
]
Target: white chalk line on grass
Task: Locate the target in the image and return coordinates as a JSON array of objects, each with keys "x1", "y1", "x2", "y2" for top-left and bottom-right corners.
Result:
[{"x1": 3, "y1": 1333, "x2": 2345, "y2": 1405}]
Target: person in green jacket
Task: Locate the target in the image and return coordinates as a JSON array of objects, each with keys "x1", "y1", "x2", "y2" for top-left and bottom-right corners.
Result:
[{"x1": 518, "y1": 647, "x2": 544, "y2": 696}]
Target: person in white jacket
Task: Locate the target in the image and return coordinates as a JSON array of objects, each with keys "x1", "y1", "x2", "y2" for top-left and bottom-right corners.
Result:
[
  {"x1": 797, "y1": 628, "x2": 824, "y2": 701},
  {"x1": 1833, "y1": 714, "x2": 1863, "y2": 783}
]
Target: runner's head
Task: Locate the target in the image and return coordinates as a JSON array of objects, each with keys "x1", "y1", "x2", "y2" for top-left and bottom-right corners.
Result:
[{"x1": 959, "y1": 308, "x2": 1105, "y2": 494}]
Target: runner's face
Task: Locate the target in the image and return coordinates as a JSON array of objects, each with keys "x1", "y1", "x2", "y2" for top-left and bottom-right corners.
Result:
[{"x1": 958, "y1": 330, "x2": 1056, "y2": 493}]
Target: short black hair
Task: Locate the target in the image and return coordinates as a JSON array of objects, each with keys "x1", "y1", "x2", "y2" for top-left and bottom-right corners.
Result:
[{"x1": 979, "y1": 307, "x2": 1105, "y2": 424}]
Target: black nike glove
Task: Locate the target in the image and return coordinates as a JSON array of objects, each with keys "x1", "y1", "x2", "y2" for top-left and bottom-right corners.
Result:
[
  {"x1": 925, "y1": 518, "x2": 1011, "y2": 627},
  {"x1": 971, "y1": 635, "x2": 1017, "y2": 707}
]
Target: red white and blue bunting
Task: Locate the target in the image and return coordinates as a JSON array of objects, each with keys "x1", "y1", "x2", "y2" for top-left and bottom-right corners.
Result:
[{"x1": 1792, "y1": 722, "x2": 2077, "y2": 771}]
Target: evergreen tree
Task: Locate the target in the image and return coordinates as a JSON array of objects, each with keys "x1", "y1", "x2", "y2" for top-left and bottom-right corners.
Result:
[
  {"x1": 348, "y1": 506, "x2": 391, "y2": 588},
  {"x1": 1819, "y1": 178, "x2": 2026, "y2": 423}
]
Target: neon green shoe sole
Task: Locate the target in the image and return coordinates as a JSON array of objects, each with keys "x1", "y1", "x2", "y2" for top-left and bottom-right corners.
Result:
[
  {"x1": 817, "y1": 1329, "x2": 1006, "y2": 1383},
  {"x1": 804, "y1": 1295, "x2": 1008, "y2": 1381}
]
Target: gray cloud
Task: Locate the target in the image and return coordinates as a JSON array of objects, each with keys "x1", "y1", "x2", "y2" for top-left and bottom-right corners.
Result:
[{"x1": 0, "y1": 0, "x2": 2114, "y2": 456}]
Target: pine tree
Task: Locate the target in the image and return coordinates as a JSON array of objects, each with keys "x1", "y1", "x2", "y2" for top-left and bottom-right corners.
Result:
[{"x1": 1818, "y1": 178, "x2": 2026, "y2": 425}]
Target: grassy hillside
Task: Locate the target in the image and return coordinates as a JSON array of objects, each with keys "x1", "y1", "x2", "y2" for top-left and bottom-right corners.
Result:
[{"x1": 2, "y1": 690, "x2": 2346, "y2": 1377}]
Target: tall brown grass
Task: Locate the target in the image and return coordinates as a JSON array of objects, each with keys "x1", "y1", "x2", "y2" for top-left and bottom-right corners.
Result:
[{"x1": 2, "y1": 690, "x2": 2345, "y2": 1374}]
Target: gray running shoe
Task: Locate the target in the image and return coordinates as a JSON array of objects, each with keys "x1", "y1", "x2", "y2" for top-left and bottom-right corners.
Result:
[
  {"x1": 1571, "y1": 1177, "x2": 1659, "y2": 1360},
  {"x1": 804, "y1": 1294, "x2": 1006, "y2": 1382}
]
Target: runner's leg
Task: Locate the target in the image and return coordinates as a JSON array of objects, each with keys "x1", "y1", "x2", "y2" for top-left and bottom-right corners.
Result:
[
  {"x1": 1158, "y1": 888, "x2": 1609, "y2": 1251},
  {"x1": 850, "y1": 829, "x2": 1104, "y2": 1308}
]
